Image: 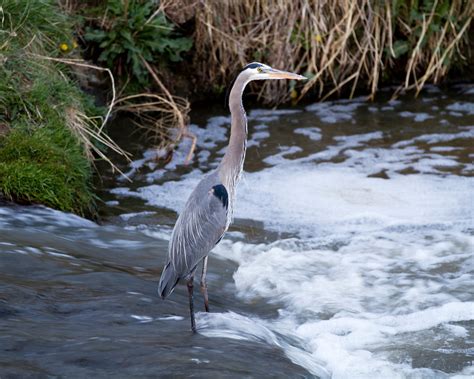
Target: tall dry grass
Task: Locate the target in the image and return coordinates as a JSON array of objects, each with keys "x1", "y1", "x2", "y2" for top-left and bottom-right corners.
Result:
[{"x1": 193, "y1": 0, "x2": 473, "y2": 103}]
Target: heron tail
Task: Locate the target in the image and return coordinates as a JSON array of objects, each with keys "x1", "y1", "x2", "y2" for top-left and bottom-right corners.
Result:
[{"x1": 158, "y1": 262, "x2": 180, "y2": 299}]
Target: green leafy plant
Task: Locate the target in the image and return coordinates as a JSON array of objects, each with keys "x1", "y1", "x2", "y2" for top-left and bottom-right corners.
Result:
[{"x1": 84, "y1": 0, "x2": 192, "y2": 85}]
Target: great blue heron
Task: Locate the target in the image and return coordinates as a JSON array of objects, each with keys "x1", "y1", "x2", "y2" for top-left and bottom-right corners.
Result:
[{"x1": 158, "y1": 62, "x2": 306, "y2": 332}]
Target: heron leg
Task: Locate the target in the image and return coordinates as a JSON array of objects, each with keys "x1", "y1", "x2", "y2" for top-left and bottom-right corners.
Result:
[
  {"x1": 200, "y1": 256, "x2": 209, "y2": 312},
  {"x1": 186, "y1": 277, "x2": 196, "y2": 333}
]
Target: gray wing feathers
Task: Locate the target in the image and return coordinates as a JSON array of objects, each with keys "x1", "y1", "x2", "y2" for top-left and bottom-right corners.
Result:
[
  {"x1": 158, "y1": 261, "x2": 178, "y2": 299},
  {"x1": 158, "y1": 174, "x2": 228, "y2": 299}
]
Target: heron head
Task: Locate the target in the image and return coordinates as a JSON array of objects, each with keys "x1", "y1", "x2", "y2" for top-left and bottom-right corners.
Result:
[
  {"x1": 225, "y1": 62, "x2": 307, "y2": 108},
  {"x1": 242, "y1": 62, "x2": 307, "y2": 81}
]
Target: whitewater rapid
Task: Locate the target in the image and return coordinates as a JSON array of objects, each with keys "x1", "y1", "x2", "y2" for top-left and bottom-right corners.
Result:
[{"x1": 111, "y1": 87, "x2": 474, "y2": 378}]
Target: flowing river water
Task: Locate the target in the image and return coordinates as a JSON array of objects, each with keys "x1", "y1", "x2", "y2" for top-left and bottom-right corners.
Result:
[{"x1": 1, "y1": 85, "x2": 473, "y2": 378}]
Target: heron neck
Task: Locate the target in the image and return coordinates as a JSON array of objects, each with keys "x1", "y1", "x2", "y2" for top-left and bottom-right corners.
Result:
[{"x1": 219, "y1": 75, "x2": 248, "y2": 187}]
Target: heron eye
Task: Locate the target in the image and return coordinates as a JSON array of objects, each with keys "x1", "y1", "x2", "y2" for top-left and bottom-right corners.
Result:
[{"x1": 257, "y1": 67, "x2": 263, "y2": 73}]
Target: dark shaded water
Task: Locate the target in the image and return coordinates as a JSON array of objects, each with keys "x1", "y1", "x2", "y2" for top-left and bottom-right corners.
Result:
[
  {"x1": 0, "y1": 207, "x2": 308, "y2": 377},
  {"x1": 1, "y1": 85, "x2": 474, "y2": 378}
]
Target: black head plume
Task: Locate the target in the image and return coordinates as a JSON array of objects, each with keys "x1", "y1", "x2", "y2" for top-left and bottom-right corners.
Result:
[{"x1": 243, "y1": 62, "x2": 263, "y2": 70}]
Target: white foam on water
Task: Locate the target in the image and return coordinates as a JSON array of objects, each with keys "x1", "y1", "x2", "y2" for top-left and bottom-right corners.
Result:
[
  {"x1": 128, "y1": 155, "x2": 473, "y2": 376},
  {"x1": 285, "y1": 131, "x2": 385, "y2": 168},
  {"x1": 0, "y1": 242, "x2": 16, "y2": 246},
  {"x1": 120, "y1": 148, "x2": 163, "y2": 179},
  {"x1": 131, "y1": 315, "x2": 153, "y2": 323},
  {"x1": 399, "y1": 111, "x2": 434, "y2": 122},
  {"x1": 452, "y1": 366, "x2": 474, "y2": 379},
  {"x1": 189, "y1": 117, "x2": 229, "y2": 149},
  {"x1": 393, "y1": 129, "x2": 474, "y2": 148},
  {"x1": 314, "y1": 129, "x2": 473, "y2": 176},
  {"x1": 236, "y1": 164, "x2": 472, "y2": 234},
  {"x1": 459, "y1": 85, "x2": 474, "y2": 95},
  {"x1": 442, "y1": 324, "x2": 469, "y2": 338},
  {"x1": 247, "y1": 128, "x2": 270, "y2": 148},
  {"x1": 214, "y1": 234, "x2": 473, "y2": 315},
  {"x1": 249, "y1": 108, "x2": 301, "y2": 123},
  {"x1": 111, "y1": 126, "x2": 473, "y2": 232},
  {"x1": 198, "y1": 311, "x2": 330, "y2": 378},
  {"x1": 158, "y1": 315, "x2": 184, "y2": 321},
  {"x1": 294, "y1": 127, "x2": 322, "y2": 141},
  {"x1": 119, "y1": 211, "x2": 156, "y2": 221},
  {"x1": 46, "y1": 251, "x2": 75, "y2": 259},
  {"x1": 118, "y1": 117, "x2": 230, "y2": 181},
  {"x1": 87, "y1": 237, "x2": 145, "y2": 250},
  {"x1": 263, "y1": 145, "x2": 303, "y2": 165},
  {"x1": 190, "y1": 358, "x2": 210, "y2": 364},
  {"x1": 446, "y1": 102, "x2": 474, "y2": 115},
  {"x1": 295, "y1": 302, "x2": 474, "y2": 379},
  {"x1": 430, "y1": 147, "x2": 461, "y2": 152},
  {"x1": 305, "y1": 97, "x2": 366, "y2": 123},
  {"x1": 111, "y1": 169, "x2": 203, "y2": 215},
  {"x1": 125, "y1": 224, "x2": 172, "y2": 241},
  {"x1": 198, "y1": 311, "x2": 281, "y2": 344},
  {"x1": 22, "y1": 246, "x2": 42, "y2": 255},
  {"x1": 0, "y1": 205, "x2": 97, "y2": 229},
  {"x1": 209, "y1": 231, "x2": 473, "y2": 377}
]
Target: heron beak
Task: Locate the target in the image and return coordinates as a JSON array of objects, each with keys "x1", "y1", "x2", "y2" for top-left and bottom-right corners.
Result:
[{"x1": 266, "y1": 68, "x2": 307, "y2": 80}]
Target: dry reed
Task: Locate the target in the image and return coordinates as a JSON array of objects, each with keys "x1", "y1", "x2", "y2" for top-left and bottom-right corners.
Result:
[
  {"x1": 28, "y1": 54, "x2": 132, "y2": 177},
  {"x1": 192, "y1": 0, "x2": 473, "y2": 103}
]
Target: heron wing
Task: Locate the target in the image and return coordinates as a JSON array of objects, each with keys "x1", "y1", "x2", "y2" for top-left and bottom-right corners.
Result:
[{"x1": 168, "y1": 180, "x2": 229, "y2": 279}]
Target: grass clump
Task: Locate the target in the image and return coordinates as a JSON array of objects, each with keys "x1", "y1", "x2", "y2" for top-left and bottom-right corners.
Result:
[
  {"x1": 0, "y1": 0, "x2": 116, "y2": 216},
  {"x1": 0, "y1": 56, "x2": 96, "y2": 215},
  {"x1": 0, "y1": 125, "x2": 93, "y2": 214}
]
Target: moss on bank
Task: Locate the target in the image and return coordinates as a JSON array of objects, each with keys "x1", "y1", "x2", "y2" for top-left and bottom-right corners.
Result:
[
  {"x1": 0, "y1": 66, "x2": 95, "y2": 215},
  {"x1": 0, "y1": 0, "x2": 98, "y2": 216}
]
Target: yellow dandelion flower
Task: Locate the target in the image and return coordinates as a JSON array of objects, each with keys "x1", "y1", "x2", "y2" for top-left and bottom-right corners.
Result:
[
  {"x1": 59, "y1": 43, "x2": 69, "y2": 52},
  {"x1": 314, "y1": 34, "x2": 323, "y2": 43}
]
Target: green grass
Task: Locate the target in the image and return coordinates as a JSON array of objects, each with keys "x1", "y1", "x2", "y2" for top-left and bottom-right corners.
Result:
[
  {"x1": 0, "y1": 0, "x2": 98, "y2": 216},
  {"x1": 0, "y1": 127, "x2": 94, "y2": 215},
  {"x1": 1, "y1": 0, "x2": 72, "y2": 52},
  {"x1": 0, "y1": 59, "x2": 96, "y2": 216}
]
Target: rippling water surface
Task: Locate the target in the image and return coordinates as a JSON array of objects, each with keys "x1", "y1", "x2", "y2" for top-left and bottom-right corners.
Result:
[{"x1": 1, "y1": 85, "x2": 473, "y2": 378}]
